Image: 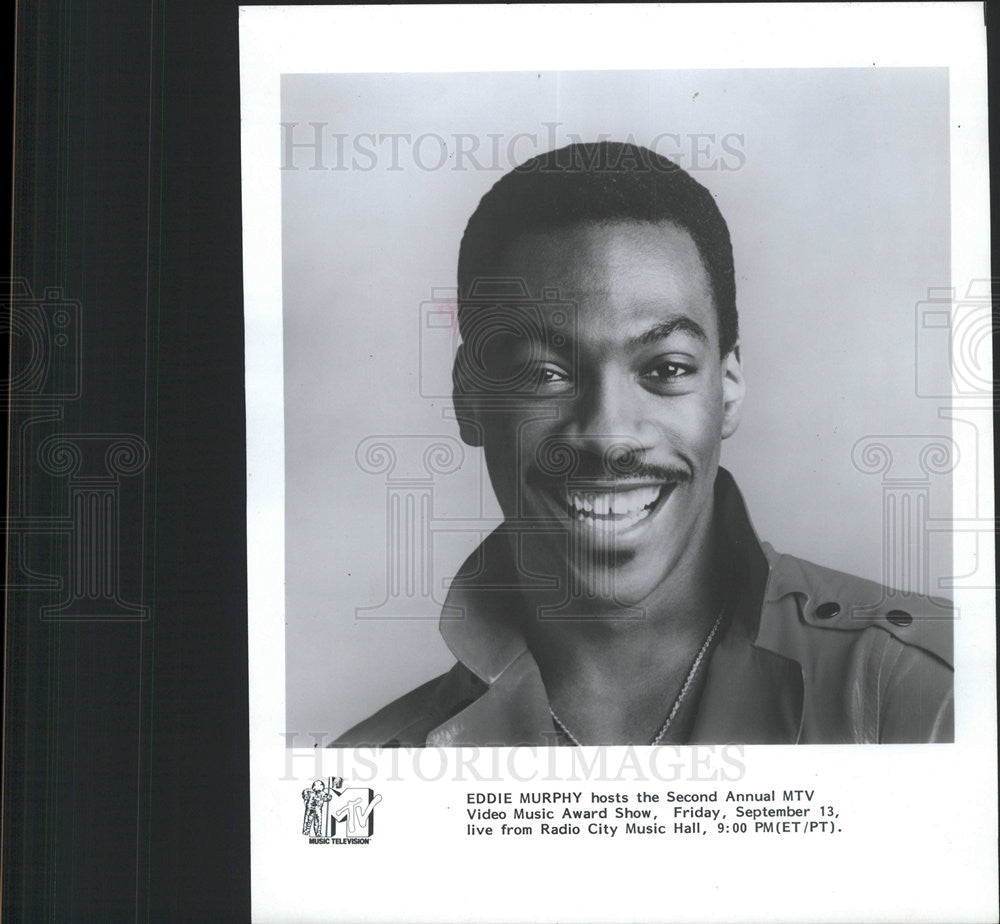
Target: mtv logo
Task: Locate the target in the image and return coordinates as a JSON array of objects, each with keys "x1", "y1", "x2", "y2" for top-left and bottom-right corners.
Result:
[{"x1": 328, "y1": 785, "x2": 382, "y2": 837}]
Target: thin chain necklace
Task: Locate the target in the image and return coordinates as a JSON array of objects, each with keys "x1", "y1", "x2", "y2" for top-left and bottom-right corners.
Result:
[{"x1": 548, "y1": 609, "x2": 726, "y2": 747}]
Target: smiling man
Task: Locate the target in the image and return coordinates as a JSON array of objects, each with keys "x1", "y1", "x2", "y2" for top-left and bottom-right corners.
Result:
[{"x1": 335, "y1": 141, "x2": 953, "y2": 747}]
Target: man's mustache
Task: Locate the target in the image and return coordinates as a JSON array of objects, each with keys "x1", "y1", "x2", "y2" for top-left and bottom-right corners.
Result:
[{"x1": 526, "y1": 443, "x2": 690, "y2": 484}]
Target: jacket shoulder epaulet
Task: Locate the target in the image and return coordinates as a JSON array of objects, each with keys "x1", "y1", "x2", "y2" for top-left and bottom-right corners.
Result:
[{"x1": 761, "y1": 545, "x2": 954, "y2": 669}]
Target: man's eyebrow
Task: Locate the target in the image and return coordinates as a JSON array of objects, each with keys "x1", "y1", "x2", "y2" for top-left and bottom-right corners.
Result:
[{"x1": 628, "y1": 317, "x2": 709, "y2": 347}]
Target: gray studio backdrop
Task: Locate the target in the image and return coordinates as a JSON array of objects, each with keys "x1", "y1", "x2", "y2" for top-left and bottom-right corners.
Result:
[{"x1": 280, "y1": 69, "x2": 951, "y2": 740}]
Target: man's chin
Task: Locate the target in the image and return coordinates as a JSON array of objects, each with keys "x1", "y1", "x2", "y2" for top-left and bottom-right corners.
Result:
[{"x1": 564, "y1": 558, "x2": 666, "y2": 611}]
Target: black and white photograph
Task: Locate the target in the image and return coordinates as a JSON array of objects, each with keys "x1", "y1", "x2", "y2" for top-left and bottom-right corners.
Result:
[
  {"x1": 280, "y1": 69, "x2": 956, "y2": 749},
  {"x1": 241, "y1": 5, "x2": 995, "y2": 922}
]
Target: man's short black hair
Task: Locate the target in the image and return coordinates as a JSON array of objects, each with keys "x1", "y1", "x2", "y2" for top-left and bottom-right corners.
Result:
[{"x1": 458, "y1": 141, "x2": 738, "y2": 356}]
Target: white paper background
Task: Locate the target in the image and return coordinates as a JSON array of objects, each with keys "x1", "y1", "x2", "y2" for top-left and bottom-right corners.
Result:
[{"x1": 241, "y1": 4, "x2": 996, "y2": 922}]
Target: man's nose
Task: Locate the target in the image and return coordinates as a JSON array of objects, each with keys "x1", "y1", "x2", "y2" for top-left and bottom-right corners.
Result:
[
  {"x1": 570, "y1": 370, "x2": 652, "y2": 445},
  {"x1": 545, "y1": 373, "x2": 653, "y2": 478}
]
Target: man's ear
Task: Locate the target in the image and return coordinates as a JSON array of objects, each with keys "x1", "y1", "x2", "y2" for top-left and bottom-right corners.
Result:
[
  {"x1": 452, "y1": 343, "x2": 483, "y2": 447},
  {"x1": 720, "y1": 345, "x2": 745, "y2": 440}
]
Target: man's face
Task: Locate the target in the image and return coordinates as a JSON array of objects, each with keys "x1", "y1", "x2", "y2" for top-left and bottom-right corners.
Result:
[{"x1": 456, "y1": 220, "x2": 744, "y2": 610}]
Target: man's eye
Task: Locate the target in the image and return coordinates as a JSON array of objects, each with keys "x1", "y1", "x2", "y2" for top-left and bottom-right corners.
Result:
[
  {"x1": 644, "y1": 361, "x2": 693, "y2": 381},
  {"x1": 531, "y1": 363, "x2": 572, "y2": 393},
  {"x1": 540, "y1": 366, "x2": 568, "y2": 383}
]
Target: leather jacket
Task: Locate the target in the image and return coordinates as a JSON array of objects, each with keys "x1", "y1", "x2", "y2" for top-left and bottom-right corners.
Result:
[{"x1": 333, "y1": 470, "x2": 953, "y2": 747}]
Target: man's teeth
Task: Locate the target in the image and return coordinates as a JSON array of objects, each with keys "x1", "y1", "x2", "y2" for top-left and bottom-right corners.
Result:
[{"x1": 566, "y1": 485, "x2": 664, "y2": 523}]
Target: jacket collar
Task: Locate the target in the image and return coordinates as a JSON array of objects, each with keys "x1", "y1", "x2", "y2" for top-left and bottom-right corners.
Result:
[{"x1": 431, "y1": 468, "x2": 804, "y2": 746}]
